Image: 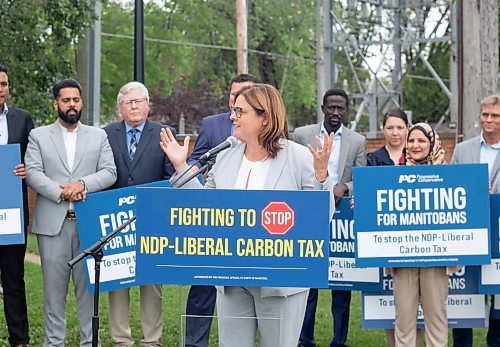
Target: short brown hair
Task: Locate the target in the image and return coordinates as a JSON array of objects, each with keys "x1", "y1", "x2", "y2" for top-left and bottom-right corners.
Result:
[{"x1": 235, "y1": 84, "x2": 290, "y2": 158}]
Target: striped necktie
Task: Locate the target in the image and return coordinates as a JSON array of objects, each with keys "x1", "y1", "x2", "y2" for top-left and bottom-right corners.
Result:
[{"x1": 129, "y1": 128, "x2": 139, "y2": 160}]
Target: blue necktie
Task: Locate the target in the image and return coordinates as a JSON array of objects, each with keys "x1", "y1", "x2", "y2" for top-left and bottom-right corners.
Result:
[{"x1": 129, "y1": 129, "x2": 139, "y2": 160}]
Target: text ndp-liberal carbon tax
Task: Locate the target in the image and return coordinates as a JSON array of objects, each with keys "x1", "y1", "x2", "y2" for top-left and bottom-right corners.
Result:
[
  {"x1": 139, "y1": 206, "x2": 323, "y2": 258},
  {"x1": 139, "y1": 237, "x2": 324, "y2": 258}
]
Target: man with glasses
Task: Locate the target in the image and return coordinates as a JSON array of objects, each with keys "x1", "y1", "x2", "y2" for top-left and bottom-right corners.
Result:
[
  {"x1": 185, "y1": 73, "x2": 258, "y2": 347},
  {"x1": 104, "y1": 81, "x2": 175, "y2": 347},
  {"x1": 26, "y1": 79, "x2": 116, "y2": 346},
  {"x1": 451, "y1": 94, "x2": 500, "y2": 347},
  {"x1": 293, "y1": 88, "x2": 366, "y2": 347},
  {"x1": 0, "y1": 64, "x2": 34, "y2": 347}
]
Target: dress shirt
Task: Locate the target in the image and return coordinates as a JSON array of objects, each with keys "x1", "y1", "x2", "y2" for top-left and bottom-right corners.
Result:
[
  {"x1": 480, "y1": 131, "x2": 500, "y2": 177},
  {"x1": 0, "y1": 103, "x2": 8, "y2": 145},
  {"x1": 319, "y1": 123, "x2": 342, "y2": 186},
  {"x1": 234, "y1": 155, "x2": 271, "y2": 190},
  {"x1": 59, "y1": 122, "x2": 79, "y2": 209},
  {"x1": 125, "y1": 121, "x2": 146, "y2": 153}
]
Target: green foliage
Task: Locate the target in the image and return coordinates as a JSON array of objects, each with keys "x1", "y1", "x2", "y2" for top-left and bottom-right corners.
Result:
[
  {"x1": 403, "y1": 43, "x2": 451, "y2": 124},
  {"x1": 100, "y1": 0, "x2": 320, "y2": 127},
  {"x1": 0, "y1": 0, "x2": 95, "y2": 125},
  {"x1": 1, "y1": 252, "x2": 489, "y2": 346}
]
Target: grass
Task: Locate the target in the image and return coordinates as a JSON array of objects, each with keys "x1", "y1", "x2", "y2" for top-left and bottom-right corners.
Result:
[{"x1": 0, "y1": 234, "x2": 489, "y2": 346}]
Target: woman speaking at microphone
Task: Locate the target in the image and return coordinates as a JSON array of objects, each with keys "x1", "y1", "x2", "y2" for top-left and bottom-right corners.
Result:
[
  {"x1": 392, "y1": 122, "x2": 459, "y2": 347},
  {"x1": 160, "y1": 83, "x2": 334, "y2": 347}
]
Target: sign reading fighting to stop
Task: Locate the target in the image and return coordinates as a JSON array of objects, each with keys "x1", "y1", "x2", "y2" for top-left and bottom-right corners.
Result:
[{"x1": 261, "y1": 202, "x2": 295, "y2": 235}]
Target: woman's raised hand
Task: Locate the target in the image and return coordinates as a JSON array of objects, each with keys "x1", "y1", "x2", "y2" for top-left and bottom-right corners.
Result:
[{"x1": 160, "y1": 128, "x2": 190, "y2": 173}]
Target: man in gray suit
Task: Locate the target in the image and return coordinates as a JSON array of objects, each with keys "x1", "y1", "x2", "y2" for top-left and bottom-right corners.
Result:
[
  {"x1": 104, "y1": 81, "x2": 175, "y2": 347},
  {"x1": 25, "y1": 79, "x2": 117, "y2": 346},
  {"x1": 293, "y1": 88, "x2": 366, "y2": 347},
  {"x1": 451, "y1": 94, "x2": 500, "y2": 347}
]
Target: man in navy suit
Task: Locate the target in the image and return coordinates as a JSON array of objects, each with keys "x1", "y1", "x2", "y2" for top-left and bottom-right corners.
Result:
[
  {"x1": 0, "y1": 64, "x2": 34, "y2": 347},
  {"x1": 185, "y1": 73, "x2": 259, "y2": 347},
  {"x1": 104, "y1": 81, "x2": 175, "y2": 347}
]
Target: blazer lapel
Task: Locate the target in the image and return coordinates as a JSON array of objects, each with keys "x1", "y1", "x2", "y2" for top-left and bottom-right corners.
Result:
[
  {"x1": 6, "y1": 109, "x2": 18, "y2": 143},
  {"x1": 337, "y1": 126, "x2": 349, "y2": 181},
  {"x1": 114, "y1": 121, "x2": 131, "y2": 169},
  {"x1": 471, "y1": 138, "x2": 481, "y2": 163},
  {"x1": 217, "y1": 143, "x2": 245, "y2": 188},
  {"x1": 264, "y1": 140, "x2": 288, "y2": 188},
  {"x1": 73, "y1": 123, "x2": 89, "y2": 171},
  {"x1": 491, "y1": 151, "x2": 500, "y2": 184},
  {"x1": 49, "y1": 122, "x2": 70, "y2": 173},
  {"x1": 307, "y1": 124, "x2": 321, "y2": 150}
]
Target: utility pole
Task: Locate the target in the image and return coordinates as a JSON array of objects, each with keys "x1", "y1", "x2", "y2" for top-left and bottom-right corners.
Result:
[
  {"x1": 316, "y1": 0, "x2": 327, "y2": 122},
  {"x1": 460, "y1": 0, "x2": 499, "y2": 141},
  {"x1": 77, "y1": 1, "x2": 101, "y2": 126},
  {"x1": 236, "y1": 0, "x2": 248, "y2": 74},
  {"x1": 134, "y1": 0, "x2": 145, "y2": 83}
]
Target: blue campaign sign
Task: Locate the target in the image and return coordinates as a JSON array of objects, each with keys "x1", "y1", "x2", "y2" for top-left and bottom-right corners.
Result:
[
  {"x1": 353, "y1": 164, "x2": 491, "y2": 268},
  {"x1": 75, "y1": 180, "x2": 171, "y2": 293},
  {"x1": 135, "y1": 188, "x2": 330, "y2": 288},
  {"x1": 362, "y1": 266, "x2": 487, "y2": 329},
  {"x1": 329, "y1": 197, "x2": 382, "y2": 291},
  {"x1": 480, "y1": 194, "x2": 500, "y2": 294},
  {"x1": 0, "y1": 144, "x2": 25, "y2": 245}
]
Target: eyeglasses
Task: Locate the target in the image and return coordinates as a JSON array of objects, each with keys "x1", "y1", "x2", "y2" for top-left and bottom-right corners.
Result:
[
  {"x1": 230, "y1": 106, "x2": 245, "y2": 118},
  {"x1": 121, "y1": 98, "x2": 147, "y2": 107},
  {"x1": 230, "y1": 106, "x2": 264, "y2": 118}
]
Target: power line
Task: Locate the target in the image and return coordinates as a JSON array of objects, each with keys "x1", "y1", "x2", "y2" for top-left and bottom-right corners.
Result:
[{"x1": 101, "y1": 32, "x2": 317, "y2": 63}]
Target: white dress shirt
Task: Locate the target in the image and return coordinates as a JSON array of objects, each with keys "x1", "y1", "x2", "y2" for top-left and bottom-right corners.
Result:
[
  {"x1": 319, "y1": 123, "x2": 342, "y2": 186},
  {"x1": 0, "y1": 103, "x2": 9, "y2": 145},
  {"x1": 59, "y1": 122, "x2": 79, "y2": 209},
  {"x1": 234, "y1": 155, "x2": 271, "y2": 190}
]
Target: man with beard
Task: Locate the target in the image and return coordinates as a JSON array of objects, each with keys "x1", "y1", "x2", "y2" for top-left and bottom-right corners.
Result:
[
  {"x1": 0, "y1": 64, "x2": 34, "y2": 347},
  {"x1": 293, "y1": 88, "x2": 366, "y2": 347},
  {"x1": 25, "y1": 79, "x2": 116, "y2": 346}
]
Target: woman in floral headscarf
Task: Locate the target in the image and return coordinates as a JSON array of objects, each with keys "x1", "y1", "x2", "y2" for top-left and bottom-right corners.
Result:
[{"x1": 392, "y1": 123, "x2": 458, "y2": 347}]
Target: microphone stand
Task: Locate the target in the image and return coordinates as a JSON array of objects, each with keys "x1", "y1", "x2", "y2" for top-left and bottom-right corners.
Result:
[
  {"x1": 174, "y1": 156, "x2": 216, "y2": 188},
  {"x1": 67, "y1": 154, "x2": 217, "y2": 347},
  {"x1": 68, "y1": 215, "x2": 137, "y2": 347}
]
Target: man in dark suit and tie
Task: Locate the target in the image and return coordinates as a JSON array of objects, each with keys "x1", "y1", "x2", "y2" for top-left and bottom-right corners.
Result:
[
  {"x1": 104, "y1": 81, "x2": 175, "y2": 347},
  {"x1": 0, "y1": 64, "x2": 34, "y2": 347},
  {"x1": 185, "y1": 73, "x2": 258, "y2": 347}
]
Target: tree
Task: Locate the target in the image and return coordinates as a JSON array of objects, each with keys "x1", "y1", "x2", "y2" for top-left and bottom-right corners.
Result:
[
  {"x1": 100, "y1": 0, "x2": 321, "y2": 128},
  {"x1": 0, "y1": 0, "x2": 95, "y2": 125}
]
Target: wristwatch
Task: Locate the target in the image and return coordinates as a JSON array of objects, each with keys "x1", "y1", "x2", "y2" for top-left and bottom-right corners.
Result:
[{"x1": 79, "y1": 179, "x2": 86, "y2": 192}]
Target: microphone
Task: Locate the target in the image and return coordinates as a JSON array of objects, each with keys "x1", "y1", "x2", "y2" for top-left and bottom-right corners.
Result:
[{"x1": 198, "y1": 136, "x2": 238, "y2": 161}]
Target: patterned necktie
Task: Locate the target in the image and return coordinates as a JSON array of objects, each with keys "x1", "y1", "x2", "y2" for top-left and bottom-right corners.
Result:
[{"x1": 129, "y1": 128, "x2": 139, "y2": 160}]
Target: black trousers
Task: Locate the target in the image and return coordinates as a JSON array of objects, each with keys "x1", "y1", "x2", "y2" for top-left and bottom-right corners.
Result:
[{"x1": 0, "y1": 235, "x2": 29, "y2": 346}]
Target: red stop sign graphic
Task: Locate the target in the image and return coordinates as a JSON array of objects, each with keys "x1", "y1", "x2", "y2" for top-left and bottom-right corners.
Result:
[{"x1": 261, "y1": 202, "x2": 295, "y2": 235}]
